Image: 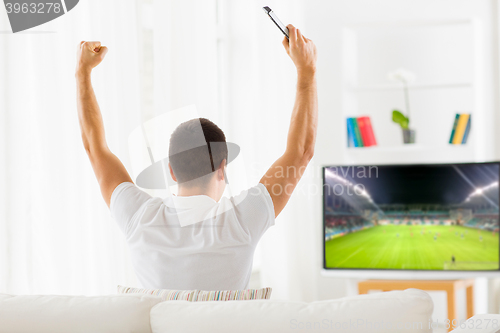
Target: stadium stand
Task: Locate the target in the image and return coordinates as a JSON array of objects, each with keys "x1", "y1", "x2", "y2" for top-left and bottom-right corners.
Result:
[{"x1": 324, "y1": 214, "x2": 374, "y2": 240}]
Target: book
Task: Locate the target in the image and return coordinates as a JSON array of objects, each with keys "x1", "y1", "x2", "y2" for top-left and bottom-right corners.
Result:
[
  {"x1": 357, "y1": 117, "x2": 370, "y2": 146},
  {"x1": 347, "y1": 118, "x2": 359, "y2": 147},
  {"x1": 365, "y1": 117, "x2": 377, "y2": 146},
  {"x1": 346, "y1": 118, "x2": 355, "y2": 147},
  {"x1": 350, "y1": 118, "x2": 364, "y2": 147},
  {"x1": 462, "y1": 115, "x2": 471, "y2": 144},
  {"x1": 357, "y1": 116, "x2": 377, "y2": 146},
  {"x1": 452, "y1": 114, "x2": 470, "y2": 144},
  {"x1": 449, "y1": 114, "x2": 460, "y2": 144}
]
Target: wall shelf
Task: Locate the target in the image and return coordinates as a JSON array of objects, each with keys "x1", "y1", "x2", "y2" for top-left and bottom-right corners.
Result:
[
  {"x1": 346, "y1": 144, "x2": 470, "y2": 153},
  {"x1": 343, "y1": 144, "x2": 477, "y2": 165}
]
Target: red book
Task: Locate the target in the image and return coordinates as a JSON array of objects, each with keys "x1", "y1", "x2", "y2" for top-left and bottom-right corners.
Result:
[
  {"x1": 357, "y1": 116, "x2": 377, "y2": 146},
  {"x1": 357, "y1": 117, "x2": 370, "y2": 146}
]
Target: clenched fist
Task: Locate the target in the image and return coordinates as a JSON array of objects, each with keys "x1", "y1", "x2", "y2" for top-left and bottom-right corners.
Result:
[
  {"x1": 76, "y1": 41, "x2": 108, "y2": 77},
  {"x1": 282, "y1": 25, "x2": 317, "y2": 76}
]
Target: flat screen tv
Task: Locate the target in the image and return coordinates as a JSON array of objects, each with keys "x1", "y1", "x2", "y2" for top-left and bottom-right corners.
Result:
[{"x1": 322, "y1": 162, "x2": 500, "y2": 278}]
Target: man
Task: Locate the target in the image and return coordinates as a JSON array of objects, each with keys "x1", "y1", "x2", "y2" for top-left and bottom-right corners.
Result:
[{"x1": 75, "y1": 24, "x2": 317, "y2": 290}]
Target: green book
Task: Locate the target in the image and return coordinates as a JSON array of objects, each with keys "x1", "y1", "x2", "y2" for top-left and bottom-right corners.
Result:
[
  {"x1": 449, "y1": 114, "x2": 460, "y2": 144},
  {"x1": 352, "y1": 118, "x2": 364, "y2": 147}
]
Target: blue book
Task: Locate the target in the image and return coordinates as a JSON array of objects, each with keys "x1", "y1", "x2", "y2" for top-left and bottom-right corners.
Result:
[
  {"x1": 347, "y1": 118, "x2": 360, "y2": 147},
  {"x1": 462, "y1": 115, "x2": 471, "y2": 144},
  {"x1": 346, "y1": 118, "x2": 355, "y2": 147}
]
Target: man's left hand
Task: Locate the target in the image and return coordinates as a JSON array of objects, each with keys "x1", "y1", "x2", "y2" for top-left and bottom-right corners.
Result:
[{"x1": 76, "y1": 41, "x2": 108, "y2": 77}]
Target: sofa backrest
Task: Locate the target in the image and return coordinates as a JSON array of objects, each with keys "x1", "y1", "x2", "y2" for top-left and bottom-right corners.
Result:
[
  {"x1": 0, "y1": 289, "x2": 433, "y2": 333},
  {"x1": 0, "y1": 293, "x2": 162, "y2": 333},
  {"x1": 149, "y1": 289, "x2": 433, "y2": 333},
  {"x1": 450, "y1": 314, "x2": 500, "y2": 333}
]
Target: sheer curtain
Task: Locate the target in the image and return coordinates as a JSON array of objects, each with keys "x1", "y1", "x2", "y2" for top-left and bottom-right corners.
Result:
[{"x1": 0, "y1": 1, "x2": 143, "y2": 295}]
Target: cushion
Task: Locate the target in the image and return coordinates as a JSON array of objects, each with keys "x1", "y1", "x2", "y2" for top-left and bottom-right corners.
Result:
[
  {"x1": 150, "y1": 289, "x2": 433, "y2": 333},
  {"x1": 0, "y1": 293, "x2": 162, "y2": 333},
  {"x1": 117, "y1": 285, "x2": 272, "y2": 301}
]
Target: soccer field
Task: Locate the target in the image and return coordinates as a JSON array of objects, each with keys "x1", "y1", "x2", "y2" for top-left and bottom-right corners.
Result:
[{"x1": 325, "y1": 225, "x2": 499, "y2": 270}]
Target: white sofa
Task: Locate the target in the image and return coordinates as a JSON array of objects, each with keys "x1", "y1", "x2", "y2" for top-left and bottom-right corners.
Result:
[
  {"x1": 0, "y1": 289, "x2": 434, "y2": 333},
  {"x1": 449, "y1": 314, "x2": 500, "y2": 333}
]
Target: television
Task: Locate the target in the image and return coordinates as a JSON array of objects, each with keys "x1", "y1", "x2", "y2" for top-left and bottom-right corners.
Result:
[{"x1": 322, "y1": 162, "x2": 500, "y2": 279}]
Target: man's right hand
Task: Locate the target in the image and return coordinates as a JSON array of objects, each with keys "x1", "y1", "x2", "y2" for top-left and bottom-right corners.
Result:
[
  {"x1": 282, "y1": 25, "x2": 317, "y2": 75},
  {"x1": 260, "y1": 24, "x2": 318, "y2": 218}
]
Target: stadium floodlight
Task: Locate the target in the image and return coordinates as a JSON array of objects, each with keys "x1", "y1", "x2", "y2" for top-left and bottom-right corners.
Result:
[
  {"x1": 325, "y1": 168, "x2": 377, "y2": 204},
  {"x1": 326, "y1": 169, "x2": 355, "y2": 187},
  {"x1": 464, "y1": 181, "x2": 499, "y2": 202}
]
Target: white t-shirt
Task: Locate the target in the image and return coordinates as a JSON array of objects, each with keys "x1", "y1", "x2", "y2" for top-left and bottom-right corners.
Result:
[{"x1": 110, "y1": 182, "x2": 275, "y2": 291}]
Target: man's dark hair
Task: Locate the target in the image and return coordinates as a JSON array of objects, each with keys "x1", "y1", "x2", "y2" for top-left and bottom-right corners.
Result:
[{"x1": 169, "y1": 118, "x2": 228, "y2": 186}]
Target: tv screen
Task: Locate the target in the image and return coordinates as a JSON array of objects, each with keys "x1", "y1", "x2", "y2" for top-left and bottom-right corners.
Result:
[{"x1": 323, "y1": 162, "x2": 500, "y2": 272}]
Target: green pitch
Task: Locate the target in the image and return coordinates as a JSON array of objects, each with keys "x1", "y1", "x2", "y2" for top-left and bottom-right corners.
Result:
[{"x1": 325, "y1": 225, "x2": 499, "y2": 270}]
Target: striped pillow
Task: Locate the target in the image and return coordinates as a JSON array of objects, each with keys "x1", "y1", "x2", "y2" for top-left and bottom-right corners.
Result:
[{"x1": 117, "y1": 285, "x2": 272, "y2": 302}]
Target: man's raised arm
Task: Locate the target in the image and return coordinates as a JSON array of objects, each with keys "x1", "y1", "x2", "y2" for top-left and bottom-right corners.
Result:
[
  {"x1": 76, "y1": 41, "x2": 133, "y2": 208},
  {"x1": 260, "y1": 25, "x2": 318, "y2": 218}
]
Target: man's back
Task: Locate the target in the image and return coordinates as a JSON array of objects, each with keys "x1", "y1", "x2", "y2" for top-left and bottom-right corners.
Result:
[{"x1": 111, "y1": 182, "x2": 274, "y2": 290}]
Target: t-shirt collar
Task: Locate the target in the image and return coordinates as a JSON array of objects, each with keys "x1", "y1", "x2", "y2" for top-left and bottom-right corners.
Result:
[
  {"x1": 163, "y1": 195, "x2": 219, "y2": 226},
  {"x1": 167, "y1": 194, "x2": 217, "y2": 209}
]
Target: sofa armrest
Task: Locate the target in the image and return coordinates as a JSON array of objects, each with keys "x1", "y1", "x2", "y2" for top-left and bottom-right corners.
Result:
[{"x1": 450, "y1": 315, "x2": 500, "y2": 333}]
